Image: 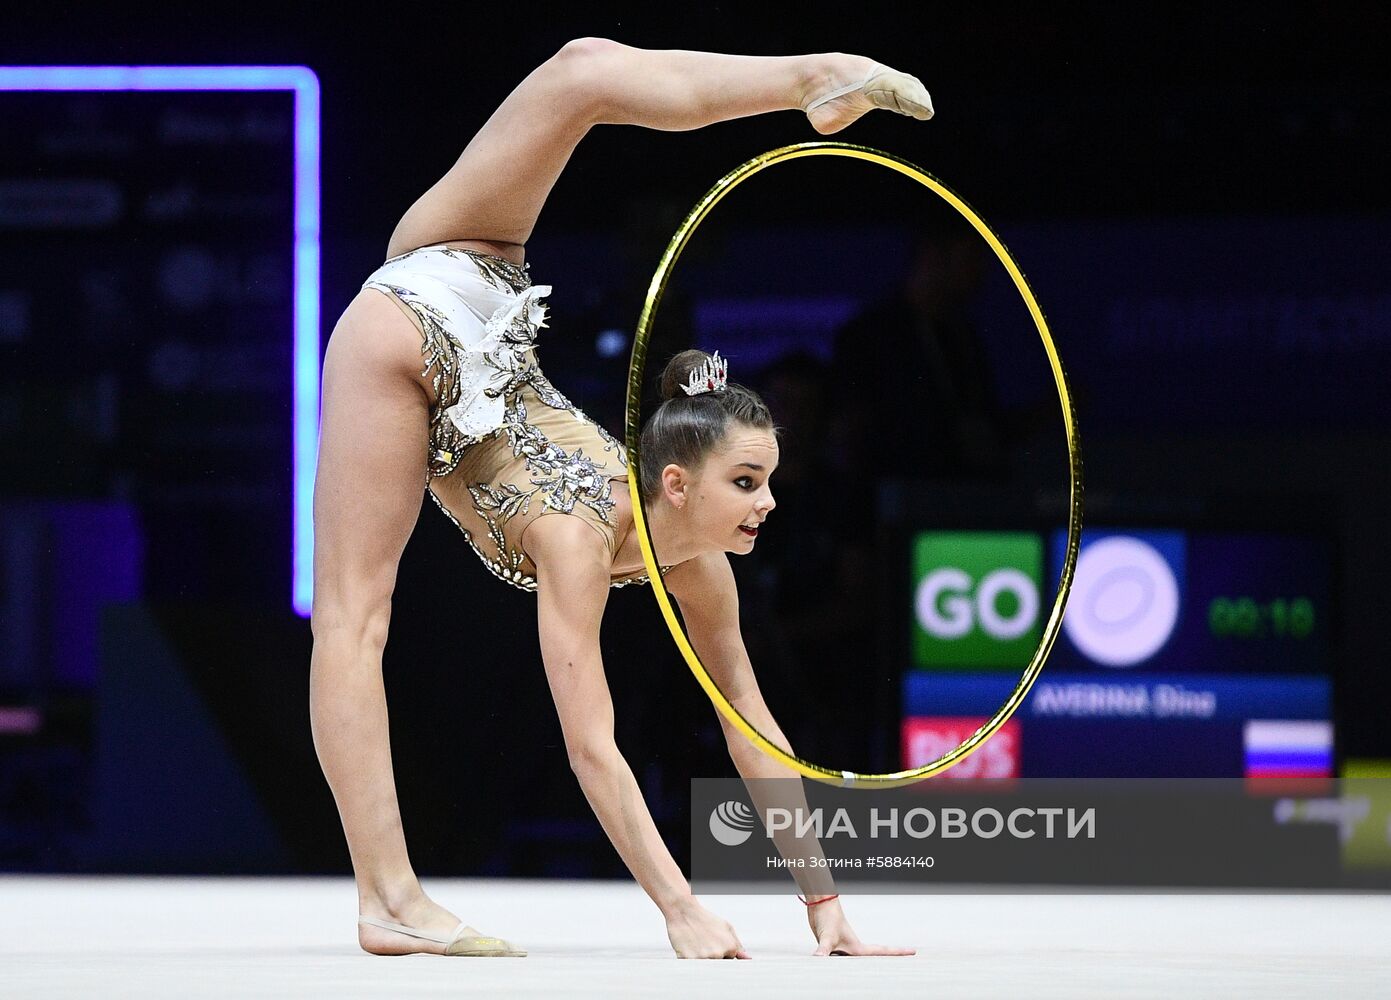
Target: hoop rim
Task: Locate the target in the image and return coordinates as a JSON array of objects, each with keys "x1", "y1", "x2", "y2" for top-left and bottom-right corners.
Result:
[{"x1": 623, "y1": 141, "x2": 1084, "y2": 788}]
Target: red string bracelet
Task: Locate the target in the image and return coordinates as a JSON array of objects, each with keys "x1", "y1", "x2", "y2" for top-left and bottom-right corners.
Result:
[{"x1": 797, "y1": 893, "x2": 840, "y2": 907}]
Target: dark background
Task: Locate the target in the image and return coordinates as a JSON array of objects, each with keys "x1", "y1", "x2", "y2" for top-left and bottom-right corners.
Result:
[{"x1": 1, "y1": 2, "x2": 1387, "y2": 876}]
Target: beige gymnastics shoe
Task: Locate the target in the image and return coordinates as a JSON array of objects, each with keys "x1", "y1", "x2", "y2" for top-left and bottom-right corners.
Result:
[
  {"x1": 357, "y1": 914, "x2": 527, "y2": 957},
  {"x1": 804, "y1": 63, "x2": 934, "y2": 135}
]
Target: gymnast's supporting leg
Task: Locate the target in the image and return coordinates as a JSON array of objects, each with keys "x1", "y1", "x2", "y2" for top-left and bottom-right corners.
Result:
[{"x1": 308, "y1": 294, "x2": 471, "y2": 956}]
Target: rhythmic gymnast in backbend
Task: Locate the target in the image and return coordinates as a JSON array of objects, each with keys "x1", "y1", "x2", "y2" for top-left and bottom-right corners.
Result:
[{"x1": 310, "y1": 38, "x2": 932, "y2": 958}]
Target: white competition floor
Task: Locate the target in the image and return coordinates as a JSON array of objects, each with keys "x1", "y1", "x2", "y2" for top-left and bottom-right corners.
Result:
[{"x1": 2, "y1": 877, "x2": 1388, "y2": 998}]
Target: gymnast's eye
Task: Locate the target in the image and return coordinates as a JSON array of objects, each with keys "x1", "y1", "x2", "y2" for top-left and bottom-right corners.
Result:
[{"x1": 735, "y1": 477, "x2": 754, "y2": 489}]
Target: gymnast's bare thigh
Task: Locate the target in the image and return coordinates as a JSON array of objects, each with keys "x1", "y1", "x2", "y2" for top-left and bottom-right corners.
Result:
[{"x1": 328, "y1": 289, "x2": 436, "y2": 407}]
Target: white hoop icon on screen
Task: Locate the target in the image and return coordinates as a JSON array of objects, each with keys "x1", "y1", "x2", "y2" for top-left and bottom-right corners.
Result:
[{"x1": 1064, "y1": 536, "x2": 1179, "y2": 667}]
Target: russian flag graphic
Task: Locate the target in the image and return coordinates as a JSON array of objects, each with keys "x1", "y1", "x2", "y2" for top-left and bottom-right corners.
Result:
[{"x1": 1243, "y1": 720, "x2": 1333, "y2": 779}]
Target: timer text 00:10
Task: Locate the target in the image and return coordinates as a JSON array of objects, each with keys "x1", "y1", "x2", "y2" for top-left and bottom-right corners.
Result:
[{"x1": 1208, "y1": 597, "x2": 1314, "y2": 638}]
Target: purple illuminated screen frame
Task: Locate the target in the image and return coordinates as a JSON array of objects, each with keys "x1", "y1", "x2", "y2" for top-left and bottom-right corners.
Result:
[{"x1": 0, "y1": 65, "x2": 321, "y2": 616}]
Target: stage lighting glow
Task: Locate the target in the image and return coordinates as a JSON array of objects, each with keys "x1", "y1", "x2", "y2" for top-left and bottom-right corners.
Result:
[
  {"x1": 0, "y1": 65, "x2": 321, "y2": 617},
  {"x1": 596, "y1": 328, "x2": 628, "y2": 358}
]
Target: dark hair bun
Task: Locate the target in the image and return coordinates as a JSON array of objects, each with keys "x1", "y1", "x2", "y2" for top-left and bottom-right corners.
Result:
[
  {"x1": 658, "y1": 349, "x2": 714, "y2": 402},
  {"x1": 639, "y1": 347, "x2": 776, "y2": 501}
]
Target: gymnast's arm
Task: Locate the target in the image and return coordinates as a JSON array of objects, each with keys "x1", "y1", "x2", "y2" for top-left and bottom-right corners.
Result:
[
  {"x1": 528, "y1": 518, "x2": 748, "y2": 958},
  {"x1": 665, "y1": 553, "x2": 838, "y2": 890},
  {"x1": 668, "y1": 553, "x2": 917, "y2": 955},
  {"x1": 531, "y1": 520, "x2": 686, "y2": 905},
  {"x1": 665, "y1": 553, "x2": 795, "y2": 762},
  {"x1": 667, "y1": 556, "x2": 918, "y2": 956}
]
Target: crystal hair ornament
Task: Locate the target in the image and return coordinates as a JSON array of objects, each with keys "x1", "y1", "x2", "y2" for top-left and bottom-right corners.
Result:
[{"x1": 680, "y1": 351, "x2": 729, "y2": 396}]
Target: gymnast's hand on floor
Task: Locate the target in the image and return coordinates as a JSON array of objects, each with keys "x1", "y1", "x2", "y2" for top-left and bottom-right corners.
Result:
[
  {"x1": 807, "y1": 898, "x2": 916, "y2": 957},
  {"x1": 664, "y1": 897, "x2": 751, "y2": 959}
]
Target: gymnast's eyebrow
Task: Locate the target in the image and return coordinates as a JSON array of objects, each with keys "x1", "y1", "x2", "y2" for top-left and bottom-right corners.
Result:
[{"x1": 732, "y1": 462, "x2": 765, "y2": 471}]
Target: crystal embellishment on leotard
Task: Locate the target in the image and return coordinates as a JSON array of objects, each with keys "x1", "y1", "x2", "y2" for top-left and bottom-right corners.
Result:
[
  {"x1": 426, "y1": 487, "x2": 535, "y2": 589},
  {"x1": 392, "y1": 290, "x2": 477, "y2": 478},
  {"x1": 495, "y1": 395, "x2": 616, "y2": 518},
  {"x1": 590, "y1": 420, "x2": 628, "y2": 467},
  {"x1": 377, "y1": 275, "x2": 559, "y2": 443},
  {"x1": 429, "y1": 482, "x2": 664, "y2": 593},
  {"x1": 371, "y1": 246, "x2": 663, "y2": 592},
  {"x1": 489, "y1": 362, "x2": 564, "y2": 411},
  {"x1": 437, "y1": 246, "x2": 530, "y2": 294},
  {"x1": 445, "y1": 284, "x2": 554, "y2": 439},
  {"x1": 483, "y1": 283, "x2": 550, "y2": 344}
]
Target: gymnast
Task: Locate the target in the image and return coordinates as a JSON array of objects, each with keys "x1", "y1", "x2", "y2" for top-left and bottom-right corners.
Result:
[{"x1": 309, "y1": 38, "x2": 931, "y2": 959}]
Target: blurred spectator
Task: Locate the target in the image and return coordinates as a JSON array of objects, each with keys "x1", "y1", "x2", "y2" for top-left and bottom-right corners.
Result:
[
  {"x1": 829, "y1": 221, "x2": 1011, "y2": 511},
  {"x1": 731, "y1": 352, "x2": 881, "y2": 770}
]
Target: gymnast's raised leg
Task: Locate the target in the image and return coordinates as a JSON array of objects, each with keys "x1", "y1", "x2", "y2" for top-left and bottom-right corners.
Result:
[{"x1": 385, "y1": 39, "x2": 931, "y2": 259}]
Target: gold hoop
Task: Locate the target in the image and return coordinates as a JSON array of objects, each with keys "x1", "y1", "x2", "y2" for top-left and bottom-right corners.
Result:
[{"x1": 623, "y1": 142, "x2": 1083, "y2": 788}]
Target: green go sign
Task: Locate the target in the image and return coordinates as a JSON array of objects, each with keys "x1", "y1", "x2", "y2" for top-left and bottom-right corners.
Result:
[{"x1": 912, "y1": 532, "x2": 1044, "y2": 669}]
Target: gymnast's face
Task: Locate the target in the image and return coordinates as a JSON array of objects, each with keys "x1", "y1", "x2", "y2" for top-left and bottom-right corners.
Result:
[{"x1": 685, "y1": 424, "x2": 779, "y2": 555}]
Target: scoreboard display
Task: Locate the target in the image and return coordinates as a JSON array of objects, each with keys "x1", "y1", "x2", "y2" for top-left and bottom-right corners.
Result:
[{"x1": 900, "y1": 525, "x2": 1334, "y2": 779}]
